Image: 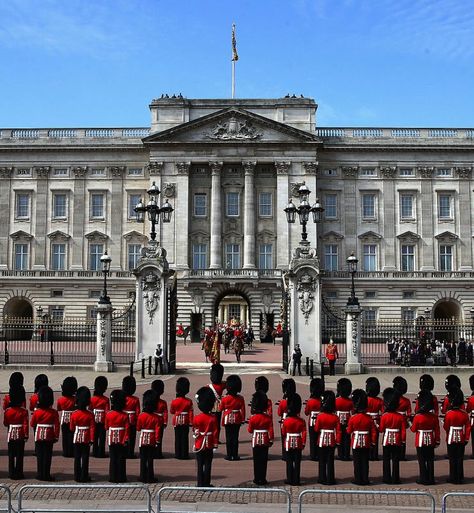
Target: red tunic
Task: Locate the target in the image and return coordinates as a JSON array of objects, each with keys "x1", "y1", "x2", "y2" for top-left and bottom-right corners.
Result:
[
  {"x1": 277, "y1": 398, "x2": 288, "y2": 421},
  {"x1": 466, "y1": 395, "x2": 474, "y2": 425},
  {"x1": 414, "y1": 395, "x2": 439, "y2": 416},
  {"x1": 367, "y1": 396, "x2": 384, "y2": 426},
  {"x1": 396, "y1": 395, "x2": 412, "y2": 426},
  {"x1": 136, "y1": 411, "x2": 161, "y2": 446},
  {"x1": 70, "y1": 409, "x2": 95, "y2": 444},
  {"x1": 207, "y1": 382, "x2": 226, "y2": 412},
  {"x1": 4, "y1": 406, "x2": 29, "y2": 440},
  {"x1": 170, "y1": 397, "x2": 194, "y2": 427},
  {"x1": 105, "y1": 410, "x2": 130, "y2": 445},
  {"x1": 305, "y1": 397, "x2": 322, "y2": 428},
  {"x1": 265, "y1": 398, "x2": 273, "y2": 418},
  {"x1": 247, "y1": 412, "x2": 274, "y2": 447},
  {"x1": 155, "y1": 398, "x2": 168, "y2": 426},
  {"x1": 335, "y1": 396, "x2": 354, "y2": 426},
  {"x1": 89, "y1": 394, "x2": 110, "y2": 424},
  {"x1": 29, "y1": 393, "x2": 39, "y2": 412},
  {"x1": 443, "y1": 408, "x2": 471, "y2": 444},
  {"x1": 220, "y1": 394, "x2": 246, "y2": 425},
  {"x1": 281, "y1": 416, "x2": 307, "y2": 450},
  {"x1": 314, "y1": 412, "x2": 342, "y2": 447},
  {"x1": 2, "y1": 394, "x2": 26, "y2": 411},
  {"x1": 379, "y1": 411, "x2": 406, "y2": 446},
  {"x1": 441, "y1": 395, "x2": 466, "y2": 415},
  {"x1": 124, "y1": 395, "x2": 140, "y2": 426},
  {"x1": 410, "y1": 412, "x2": 440, "y2": 447},
  {"x1": 57, "y1": 396, "x2": 76, "y2": 425},
  {"x1": 192, "y1": 412, "x2": 219, "y2": 451},
  {"x1": 31, "y1": 407, "x2": 60, "y2": 442},
  {"x1": 347, "y1": 412, "x2": 377, "y2": 449}
]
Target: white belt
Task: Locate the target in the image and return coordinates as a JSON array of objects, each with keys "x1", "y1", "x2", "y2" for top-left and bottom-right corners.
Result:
[
  {"x1": 175, "y1": 412, "x2": 188, "y2": 426},
  {"x1": 383, "y1": 428, "x2": 400, "y2": 446},
  {"x1": 60, "y1": 410, "x2": 73, "y2": 424},
  {"x1": 337, "y1": 411, "x2": 350, "y2": 424},
  {"x1": 93, "y1": 408, "x2": 105, "y2": 424},
  {"x1": 448, "y1": 426, "x2": 464, "y2": 444},
  {"x1": 352, "y1": 430, "x2": 369, "y2": 449},
  {"x1": 252, "y1": 429, "x2": 269, "y2": 446},
  {"x1": 470, "y1": 411, "x2": 474, "y2": 426},
  {"x1": 35, "y1": 424, "x2": 54, "y2": 442},
  {"x1": 73, "y1": 426, "x2": 89, "y2": 444},
  {"x1": 193, "y1": 431, "x2": 213, "y2": 453},
  {"x1": 139, "y1": 428, "x2": 155, "y2": 447},
  {"x1": 318, "y1": 428, "x2": 335, "y2": 447},
  {"x1": 285, "y1": 432, "x2": 301, "y2": 450},
  {"x1": 7, "y1": 424, "x2": 22, "y2": 442},
  {"x1": 224, "y1": 409, "x2": 241, "y2": 424},
  {"x1": 108, "y1": 426, "x2": 125, "y2": 445},
  {"x1": 417, "y1": 429, "x2": 433, "y2": 447},
  {"x1": 309, "y1": 411, "x2": 320, "y2": 426}
]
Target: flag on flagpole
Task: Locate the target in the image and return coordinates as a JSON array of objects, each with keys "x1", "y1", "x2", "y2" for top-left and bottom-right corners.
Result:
[{"x1": 232, "y1": 23, "x2": 239, "y2": 61}]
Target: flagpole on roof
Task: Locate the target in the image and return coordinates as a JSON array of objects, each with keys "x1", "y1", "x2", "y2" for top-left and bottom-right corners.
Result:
[{"x1": 231, "y1": 23, "x2": 238, "y2": 99}]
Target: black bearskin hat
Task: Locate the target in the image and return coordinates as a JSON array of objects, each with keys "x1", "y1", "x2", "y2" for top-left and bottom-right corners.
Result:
[
  {"x1": 337, "y1": 378, "x2": 352, "y2": 398},
  {"x1": 176, "y1": 377, "x2": 190, "y2": 397},
  {"x1": 282, "y1": 378, "x2": 296, "y2": 398},
  {"x1": 445, "y1": 374, "x2": 461, "y2": 393},
  {"x1": 321, "y1": 390, "x2": 336, "y2": 413},
  {"x1": 226, "y1": 375, "x2": 242, "y2": 395},
  {"x1": 382, "y1": 387, "x2": 400, "y2": 413},
  {"x1": 255, "y1": 376, "x2": 269, "y2": 394},
  {"x1": 34, "y1": 374, "x2": 49, "y2": 393},
  {"x1": 417, "y1": 390, "x2": 434, "y2": 414},
  {"x1": 449, "y1": 387, "x2": 465, "y2": 408},
  {"x1": 9, "y1": 371, "x2": 24, "y2": 388},
  {"x1": 210, "y1": 363, "x2": 224, "y2": 384},
  {"x1": 251, "y1": 391, "x2": 268, "y2": 415},
  {"x1": 110, "y1": 389, "x2": 126, "y2": 411},
  {"x1": 393, "y1": 376, "x2": 408, "y2": 396},
  {"x1": 420, "y1": 374, "x2": 435, "y2": 392},
  {"x1": 310, "y1": 378, "x2": 325, "y2": 399},
  {"x1": 365, "y1": 377, "x2": 380, "y2": 398},
  {"x1": 151, "y1": 379, "x2": 164, "y2": 397},
  {"x1": 287, "y1": 393, "x2": 302, "y2": 417},
  {"x1": 122, "y1": 375, "x2": 137, "y2": 396},
  {"x1": 9, "y1": 386, "x2": 26, "y2": 408},
  {"x1": 75, "y1": 386, "x2": 91, "y2": 410},
  {"x1": 352, "y1": 389, "x2": 368, "y2": 413},
  {"x1": 61, "y1": 376, "x2": 78, "y2": 397},
  {"x1": 38, "y1": 386, "x2": 54, "y2": 409},
  {"x1": 470, "y1": 374, "x2": 474, "y2": 393},
  {"x1": 143, "y1": 389, "x2": 158, "y2": 414},
  {"x1": 94, "y1": 376, "x2": 108, "y2": 395},
  {"x1": 196, "y1": 386, "x2": 215, "y2": 414}
]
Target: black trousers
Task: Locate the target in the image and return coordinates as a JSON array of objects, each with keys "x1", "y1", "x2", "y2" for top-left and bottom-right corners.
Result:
[
  {"x1": 400, "y1": 442, "x2": 407, "y2": 461},
  {"x1": 416, "y1": 446, "x2": 435, "y2": 484},
  {"x1": 214, "y1": 411, "x2": 222, "y2": 439},
  {"x1": 93, "y1": 423, "x2": 106, "y2": 458},
  {"x1": 382, "y1": 445, "x2": 401, "y2": 483},
  {"x1": 329, "y1": 360, "x2": 336, "y2": 376},
  {"x1": 286, "y1": 448, "x2": 302, "y2": 485},
  {"x1": 318, "y1": 446, "x2": 335, "y2": 484},
  {"x1": 195, "y1": 448, "x2": 213, "y2": 487},
  {"x1": 338, "y1": 426, "x2": 351, "y2": 460},
  {"x1": 35, "y1": 441, "x2": 53, "y2": 480},
  {"x1": 292, "y1": 361, "x2": 302, "y2": 376},
  {"x1": 61, "y1": 423, "x2": 74, "y2": 457},
  {"x1": 127, "y1": 425, "x2": 137, "y2": 458},
  {"x1": 224, "y1": 424, "x2": 241, "y2": 460},
  {"x1": 109, "y1": 444, "x2": 127, "y2": 483},
  {"x1": 471, "y1": 430, "x2": 474, "y2": 458},
  {"x1": 139, "y1": 445, "x2": 156, "y2": 483},
  {"x1": 447, "y1": 443, "x2": 465, "y2": 484},
  {"x1": 252, "y1": 446, "x2": 269, "y2": 484},
  {"x1": 8, "y1": 440, "x2": 25, "y2": 479},
  {"x1": 175, "y1": 425, "x2": 190, "y2": 459},
  {"x1": 74, "y1": 443, "x2": 90, "y2": 482},
  {"x1": 369, "y1": 433, "x2": 379, "y2": 461},
  {"x1": 308, "y1": 428, "x2": 318, "y2": 461},
  {"x1": 352, "y1": 448, "x2": 370, "y2": 485}
]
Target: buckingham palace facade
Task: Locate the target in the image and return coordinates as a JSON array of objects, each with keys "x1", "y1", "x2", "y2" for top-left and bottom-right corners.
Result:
[{"x1": 1, "y1": 96, "x2": 474, "y2": 339}]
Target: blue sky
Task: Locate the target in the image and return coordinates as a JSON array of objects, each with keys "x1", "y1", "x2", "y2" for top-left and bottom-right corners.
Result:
[{"x1": 1, "y1": 0, "x2": 473, "y2": 128}]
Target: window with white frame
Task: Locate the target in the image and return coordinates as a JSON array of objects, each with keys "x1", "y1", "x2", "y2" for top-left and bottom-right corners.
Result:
[
  {"x1": 363, "y1": 308, "x2": 377, "y2": 321},
  {"x1": 52, "y1": 193, "x2": 67, "y2": 219},
  {"x1": 400, "y1": 193, "x2": 415, "y2": 220},
  {"x1": 401, "y1": 308, "x2": 416, "y2": 321},
  {"x1": 259, "y1": 244, "x2": 273, "y2": 269},
  {"x1": 90, "y1": 193, "x2": 105, "y2": 219},
  {"x1": 399, "y1": 168, "x2": 414, "y2": 177},
  {"x1": 225, "y1": 243, "x2": 240, "y2": 269},
  {"x1": 128, "y1": 193, "x2": 141, "y2": 219},
  {"x1": 362, "y1": 244, "x2": 377, "y2": 271},
  {"x1": 401, "y1": 244, "x2": 415, "y2": 271},
  {"x1": 15, "y1": 193, "x2": 30, "y2": 219},
  {"x1": 324, "y1": 244, "x2": 338, "y2": 271},
  {"x1": 192, "y1": 243, "x2": 207, "y2": 269},
  {"x1": 51, "y1": 243, "x2": 66, "y2": 270},
  {"x1": 226, "y1": 192, "x2": 240, "y2": 216},
  {"x1": 193, "y1": 193, "x2": 207, "y2": 217},
  {"x1": 17, "y1": 168, "x2": 31, "y2": 177},
  {"x1": 360, "y1": 168, "x2": 376, "y2": 177},
  {"x1": 438, "y1": 193, "x2": 453, "y2": 219},
  {"x1": 324, "y1": 193, "x2": 337, "y2": 219},
  {"x1": 53, "y1": 168, "x2": 68, "y2": 177},
  {"x1": 362, "y1": 193, "x2": 376, "y2": 220},
  {"x1": 437, "y1": 168, "x2": 452, "y2": 177},
  {"x1": 128, "y1": 167, "x2": 143, "y2": 176},
  {"x1": 228, "y1": 304, "x2": 241, "y2": 320},
  {"x1": 439, "y1": 244, "x2": 453, "y2": 271},
  {"x1": 14, "y1": 243, "x2": 28, "y2": 270},
  {"x1": 90, "y1": 168, "x2": 105, "y2": 176},
  {"x1": 50, "y1": 306, "x2": 64, "y2": 322},
  {"x1": 258, "y1": 192, "x2": 272, "y2": 217},
  {"x1": 128, "y1": 244, "x2": 141, "y2": 270},
  {"x1": 89, "y1": 243, "x2": 104, "y2": 271}
]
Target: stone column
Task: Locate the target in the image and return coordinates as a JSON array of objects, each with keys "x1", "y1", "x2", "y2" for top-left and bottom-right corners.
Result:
[
  {"x1": 342, "y1": 166, "x2": 359, "y2": 256},
  {"x1": 71, "y1": 167, "x2": 87, "y2": 269},
  {"x1": 109, "y1": 166, "x2": 125, "y2": 270},
  {"x1": 33, "y1": 167, "x2": 50, "y2": 269},
  {"x1": 243, "y1": 161, "x2": 256, "y2": 269},
  {"x1": 175, "y1": 162, "x2": 190, "y2": 269},
  {"x1": 345, "y1": 304, "x2": 363, "y2": 374},
  {"x1": 456, "y1": 167, "x2": 473, "y2": 269},
  {"x1": 0, "y1": 167, "x2": 13, "y2": 269},
  {"x1": 303, "y1": 162, "x2": 319, "y2": 247},
  {"x1": 419, "y1": 167, "x2": 435, "y2": 270},
  {"x1": 209, "y1": 161, "x2": 223, "y2": 269},
  {"x1": 275, "y1": 161, "x2": 291, "y2": 268},
  {"x1": 94, "y1": 302, "x2": 113, "y2": 372}
]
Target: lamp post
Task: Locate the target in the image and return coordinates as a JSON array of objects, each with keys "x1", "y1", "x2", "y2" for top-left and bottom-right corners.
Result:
[
  {"x1": 134, "y1": 182, "x2": 173, "y2": 241},
  {"x1": 99, "y1": 251, "x2": 112, "y2": 305},
  {"x1": 347, "y1": 252, "x2": 359, "y2": 306}
]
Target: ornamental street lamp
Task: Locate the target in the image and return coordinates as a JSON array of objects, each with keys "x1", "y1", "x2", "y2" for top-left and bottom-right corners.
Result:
[
  {"x1": 99, "y1": 250, "x2": 112, "y2": 304},
  {"x1": 347, "y1": 252, "x2": 359, "y2": 306},
  {"x1": 134, "y1": 181, "x2": 173, "y2": 241}
]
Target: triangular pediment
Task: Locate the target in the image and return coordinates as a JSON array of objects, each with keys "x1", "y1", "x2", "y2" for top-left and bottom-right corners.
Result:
[
  {"x1": 397, "y1": 230, "x2": 420, "y2": 241},
  {"x1": 143, "y1": 108, "x2": 319, "y2": 144},
  {"x1": 123, "y1": 230, "x2": 148, "y2": 242},
  {"x1": 358, "y1": 230, "x2": 382, "y2": 240},
  {"x1": 47, "y1": 230, "x2": 71, "y2": 240},
  {"x1": 319, "y1": 231, "x2": 344, "y2": 241},
  {"x1": 10, "y1": 230, "x2": 33, "y2": 240},
  {"x1": 85, "y1": 230, "x2": 109, "y2": 241},
  {"x1": 436, "y1": 231, "x2": 458, "y2": 241}
]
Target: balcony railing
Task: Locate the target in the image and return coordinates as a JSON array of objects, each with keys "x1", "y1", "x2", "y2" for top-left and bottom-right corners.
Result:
[
  {"x1": 323, "y1": 270, "x2": 474, "y2": 279},
  {"x1": 0, "y1": 127, "x2": 150, "y2": 142},
  {"x1": 186, "y1": 269, "x2": 283, "y2": 279},
  {"x1": 0, "y1": 270, "x2": 134, "y2": 279},
  {"x1": 314, "y1": 127, "x2": 474, "y2": 141}
]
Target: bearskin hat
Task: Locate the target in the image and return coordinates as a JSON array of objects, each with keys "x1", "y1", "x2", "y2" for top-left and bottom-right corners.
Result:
[
  {"x1": 255, "y1": 376, "x2": 269, "y2": 394},
  {"x1": 226, "y1": 375, "x2": 242, "y2": 395},
  {"x1": 393, "y1": 376, "x2": 408, "y2": 396},
  {"x1": 251, "y1": 391, "x2": 268, "y2": 415},
  {"x1": 321, "y1": 390, "x2": 336, "y2": 413},
  {"x1": 449, "y1": 387, "x2": 465, "y2": 408},
  {"x1": 34, "y1": 374, "x2": 49, "y2": 393},
  {"x1": 337, "y1": 377, "x2": 352, "y2": 398},
  {"x1": 38, "y1": 386, "x2": 54, "y2": 409},
  {"x1": 176, "y1": 377, "x2": 190, "y2": 397},
  {"x1": 122, "y1": 375, "x2": 137, "y2": 396},
  {"x1": 196, "y1": 386, "x2": 215, "y2": 414},
  {"x1": 365, "y1": 377, "x2": 380, "y2": 398},
  {"x1": 9, "y1": 385, "x2": 26, "y2": 408},
  {"x1": 143, "y1": 389, "x2": 158, "y2": 414},
  {"x1": 210, "y1": 363, "x2": 224, "y2": 384},
  {"x1": 282, "y1": 378, "x2": 296, "y2": 398},
  {"x1": 61, "y1": 376, "x2": 78, "y2": 397},
  {"x1": 151, "y1": 379, "x2": 164, "y2": 397},
  {"x1": 94, "y1": 376, "x2": 108, "y2": 395},
  {"x1": 417, "y1": 389, "x2": 434, "y2": 414},
  {"x1": 310, "y1": 378, "x2": 325, "y2": 399},
  {"x1": 382, "y1": 387, "x2": 400, "y2": 413},
  {"x1": 110, "y1": 389, "x2": 126, "y2": 411},
  {"x1": 287, "y1": 393, "x2": 302, "y2": 417},
  {"x1": 419, "y1": 374, "x2": 435, "y2": 392},
  {"x1": 352, "y1": 389, "x2": 368, "y2": 413},
  {"x1": 8, "y1": 371, "x2": 24, "y2": 388},
  {"x1": 75, "y1": 386, "x2": 91, "y2": 410},
  {"x1": 470, "y1": 374, "x2": 474, "y2": 393},
  {"x1": 445, "y1": 374, "x2": 461, "y2": 393}
]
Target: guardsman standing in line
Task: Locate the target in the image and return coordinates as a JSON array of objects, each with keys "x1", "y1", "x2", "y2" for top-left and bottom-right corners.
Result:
[
  {"x1": 3, "y1": 372, "x2": 25, "y2": 410},
  {"x1": 70, "y1": 387, "x2": 95, "y2": 483},
  {"x1": 365, "y1": 377, "x2": 383, "y2": 461},
  {"x1": 392, "y1": 376, "x2": 411, "y2": 461},
  {"x1": 314, "y1": 391, "x2": 341, "y2": 485},
  {"x1": 122, "y1": 376, "x2": 140, "y2": 458},
  {"x1": 254, "y1": 376, "x2": 273, "y2": 417},
  {"x1": 29, "y1": 374, "x2": 48, "y2": 412},
  {"x1": 4, "y1": 385, "x2": 28, "y2": 479},
  {"x1": 137, "y1": 390, "x2": 161, "y2": 483},
  {"x1": 379, "y1": 387, "x2": 405, "y2": 484},
  {"x1": 441, "y1": 374, "x2": 462, "y2": 415},
  {"x1": 281, "y1": 393, "x2": 306, "y2": 486},
  {"x1": 414, "y1": 374, "x2": 439, "y2": 415},
  {"x1": 248, "y1": 391, "x2": 274, "y2": 485},
  {"x1": 151, "y1": 380, "x2": 168, "y2": 458},
  {"x1": 411, "y1": 389, "x2": 440, "y2": 485},
  {"x1": 466, "y1": 375, "x2": 474, "y2": 458},
  {"x1": 220, "y1": 374, "x2": 245, "y2": 461},
  {"x1": 90, "y1": 376, "x2": 110, "y2": 458},
  {"x1": 105, "y1": 390, "x2": 130, "y2": 483},
  {"x1": 336, "y1": 378, "x2": 353, "y2": 461},
  {"x1": 170, "y1": 377, "x2": 194, "y2": 460},
  {"x1": 57, "y1": 376, "x2": 78, "y2": 458},
  {"x1": 277, "y1": 378, "x2": 296, "y2": 461},
  {"x1": 207, "y1": 363, "x2": 226, "y2": 439},
  {"x1": 305, "y1": 378, "x2": 325, "y2": 461}
]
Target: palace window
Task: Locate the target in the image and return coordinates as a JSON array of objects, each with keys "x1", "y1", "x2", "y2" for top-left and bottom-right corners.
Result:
[
  {"x1": 90, "y1": 193, "x2": 105, "y2": 219},
  {"x1": 90, "y1": 168, "x2": 105, "y2": 176},
  {"x1": 17, "y1": 168, "x2": 31, "y2": 177},
  {"x1": 363, "y1": 308, "x2": 377, "y2": 321},
  {"x1": 89, "y1": 243, "x2": 104, "y2": 271},
  {"x1": 258, "y1": 192, "x2": 272, "y2": 217},
  {"x1": 128, "y1": 167, "x2": 143, "y2": 176},
  {"x1": 361, "y1": 193, "x2": 376, "y2": 220},
  {"x1": 192, "y1": 243, "x2": 208, "y2": 269},
  {"x1": 128, "y1": 244, "x2": 141, "y2": 270},
  {"x1": 53, "y1": 193, "x2": 67, "y2": 219},
  {"x1": 53, "y1": 168, "x2": 68, "y2": 176},
  {"x1": 51, "y1": 243, "x2": 66, "y2": 270},
  {"x1": 14, "y1": 243, "x2": 28, "y2": 270},
  {"x1": 128, "y1": 193, "x2": 142, "y2": 219},
  {"x1": 324, "y1": 194, "x2": 337, "y2": 219},
  {"x1": 439, "y1": 244, "x2": 453, "y2": 271},
  {"x1": 400, "y1": 194, "x2": 414, "y2": 220},
  {"x1": 226, "y1": 192, "x2": 240, "y2": 216},
  {"x1": 228, "y1": 304, "x2": 241, "y2": 320},
  {"x1": 438, "y1": 193, "x2": 453, "y2": 219},
  {"x1": 193, "y1": 193, "x2": 207, "y2": 217},
  {"x1": 225, "y1": 243, "x2": 241, "y2": 269},
  {"x1": 15, "y1": 193, "x2": 30, "y2": 219},
  {"x1": 360, "y1": 168, "x2": 376, "y2": 177},
  {"x1": 401, "y1": 308, "x2": 416, "y2": 321},
  {"x1": 401, "y1": 244, "x2": 415, "y2": 271},
  {"x1": 362, "y1": 244, "x2": 377, "y2": 271},
  {"x1": 324, "y1": 244, "x2": 338, "y2": 271},
  {"x1": 259, "y1": 244, "x2": 273, "y2": 269},
  {"x1": 399, "y1": 168, "x2": 414, "y2": 177},
  {"x1": 50, "y1": 306, "x2": 64, "y2": 322},
  {"x1": 437, "y1": 168, "x2": 452, "y2": 177}
]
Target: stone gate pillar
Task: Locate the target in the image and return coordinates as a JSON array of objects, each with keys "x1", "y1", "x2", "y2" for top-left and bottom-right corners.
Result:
[
  {"x1": 133, "y1": 241, "x2": 174, "y2": 373},
  {"x1": 94, "y1": 302, "x2": 113, "y2": 372},
  {"x1": 345, "y1": 304, "x2": 363, "y2": 374}
]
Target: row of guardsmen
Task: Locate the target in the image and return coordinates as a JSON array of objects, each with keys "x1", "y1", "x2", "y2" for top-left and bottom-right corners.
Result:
[{"x1": 2, "y1": 368, "x2": 474, "y2": 486}]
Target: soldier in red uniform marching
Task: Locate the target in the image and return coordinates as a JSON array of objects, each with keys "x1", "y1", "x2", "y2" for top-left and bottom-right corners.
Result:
[
  {"x1": 466, "y1": 375, "x2": 474, "y2": 458},
  {"x1": 220, "y1": 374, "x2": 245, "y2": 461},
  {"x1": 281, "y1": 393, "x2": 306, "y2": 486},
  {"x1": 305, "y1": 378, "x2": 324, "y2": 461},
  {"x1": 57, "y1": 376, "x2": 78, "y2": 458},
  {"x1": 4, "y1": 385, "x2": 28, "y2": 479},
  {"x1": 441, "y1": 374, "x2": 462, "y2": 415},
  {"x1": 365, "y1": 377, "x2": 383, "y2": 461},
  {"x1": 90, "y1": 376, "x2": 109, "y2": 458},
  {"x1": 336, "y1": 378, "x2": 353, "y2": 461},
  {"x1": 105, "y1": 389, "x2": 130, "y2": 483},
  {"x1": 170, "y1": 377, "x2": 194, "y2": 459},
  {"x1": 137, "y1": 390, "x2": 161, "y2": 483},
  {"x1": 254, "y1": 376, "x2": 273, "y2": 417},
  {"x1": 2, "y1": 372, "x2": 25, "y2": 410},
  {"x1": 414, "y1": 374, "x2": 439, "y2": 415},
  {"x1": 277, "y1": 378, "x2": 296, "y2": 461},
  {"x1": 70, "y1": 386, "x2": 95, "y2": 482},
  {"x1": 29, "y1": 374, "x2": 48, "y2": 413},
  {"x1": 151, "y1": 379, "x2": 168, "y2": 458},
  {"x1": 393, "y1": 376, "x2": 411, "y2": 461},
  {"x1": 122, "y1": 376, "x2": 140, "y2": 459}
]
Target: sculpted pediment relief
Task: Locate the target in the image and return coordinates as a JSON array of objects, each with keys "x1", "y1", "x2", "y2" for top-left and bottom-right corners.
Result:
[
  {"x1": 85, "y1": 230, "x2": 109, "y2": 241},
  {"x1": 319, "y1": 230, "x2": 344, "y2": 241},
  {"x1": 123, "y1": 230, "x2": 148, "y2": 242},
  {"x1": 436, "y1": 231, "x2": 458, "y2": 242},
  {"x1": 10, "y1": 230, "x2": 33, "y2": 240},
  {"x1": 47, "y1": 230, "x2": 71, "y2": 241},
  {"x1": 397, "y1": 230, "x2": 420, "y2": 243},
  {"x1": 358, "y1": 230, "x2": 382, "y2": 241}
]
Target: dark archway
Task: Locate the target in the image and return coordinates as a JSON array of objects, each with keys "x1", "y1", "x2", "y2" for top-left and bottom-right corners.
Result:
[
  {"x1": 2, "y1": 297, "x2": 34, "y2": 341},
  {"x1": 433, "y1": 299, "x2": 461, "y2": 320},
  {"x1": 3, "y1": 297, "x2": 33, "y2": 319},
  {"x1": 213, "y1": 288, "x2": 252, "y2": 326},
  {"x1": 432, "y1": 299, "x2": 462, "y2": 342}
]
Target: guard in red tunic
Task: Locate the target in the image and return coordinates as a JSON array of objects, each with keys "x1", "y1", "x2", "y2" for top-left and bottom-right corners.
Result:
[
  {"x1": 393, "y1": 376, "x2": 411, "y2": 461},
  {"x1": 336, "y1": 378, "x2": 353, "y2": 461},
  {"x1": 70, "y1": 386, "x2": 95, "y2": 482},
  {"x1": 30, "y1": 386, "x2": 60, "y2": 481},
  {"x1": 254, "y1": 376, "x2": 273, "y2": 417},
  {"x1": 151, "y1": 379, "x2": 168, "y2": 458},
  {"x1": 29, "y1": 374, "x2": 48, "y2": 412},
  {"x1": 443, "y1": 387, "x2": 471, "y2": 484},
  {"x1": 105, "y1": 389, "x2": 130, "y2": 483},
  {"x1": 193, "y1": 387, "x2": 219, "y2": 487},
  {"x1": 4, "y1": 385, "x2": 28, "y2": 479},
  {"x1": 2, "y1": 372, "x2": 25, "y2": 410},
  {"x1": 281, "y1": 393, "x2": 306, "y2": 486},
  {"x1": 277, "y1": 378, "x2": 296, "y2": 461},
  {"x1": 411, "y1": 389, "x2": 440, "y2": 485},
  {"x1": 122, "y1": 375, "x2": 140, "y2": 459},
  {"x1": 305, "y1": 378, "x2": 324, "y2": 461},
  {"x1": 207, "y1": 363, "x2": 226, "y2": 439},
  {"x1": 90, "y1": 376, "x2": 109, "y2": 458},
  {"x1": 466, "y1": 375, "x2": 474, "y2": 458},
  {"x1": 441, "y1": 374, "x2": 463, "y2": 415},
  {"x1": 170, "y1": 377, "x2": 194, "y2": 459},
  {"x1": 414, "y1": 374, "x2": 439, "y2": 415},
  {"x1": 220, "y1": 374, "x2": 245, "y2": 461},
  {"x1": 248, "y1": 391, "x2": 274, "y2": 485},
  {"x1": 314, "y1": 390, "x2": 341, "y2": 485},
  {"x1": 137, "y1": 390, "x2": 161, "y2": 483},
  {"x1": 366, "y1": 377, "x2": 383, "y2": 461},
  {"x1": 347, "y1": 389, "x2": 377, "y2": 486},
  {"x1": 379, "y1": 387, "x2": 406, "y2": 484},
  {"x1": 57, "y1": 376, "x2": 78, "y2": 458}
]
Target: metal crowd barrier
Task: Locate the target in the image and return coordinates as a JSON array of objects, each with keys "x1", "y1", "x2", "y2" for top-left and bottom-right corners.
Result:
[
  {"x1": 442, "y1": 492, "x2": 474, "y2": 513},
  {"x1": 157, "y1": 486, "x2": 292, "y2": 513},
  {"x1": 0, "y1": 486, "x2": 11, "y2": 513},
  {"x1": 298, "y1": 489, "x2": 436, "y2": 513},
  {"x1": 17, "y1": 484, "x2": 152, "y2": 513}
]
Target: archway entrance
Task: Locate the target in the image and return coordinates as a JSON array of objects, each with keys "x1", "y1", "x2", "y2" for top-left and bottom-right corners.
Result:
[
  {"x1": 2, "y1": 297, "x2": 34, "y2": 341},
  {"x1": 3, "y1": 297, "x2": 33, "y2": 319},
  {"x1": 433, "y1": 300, "x2": 461, "y2": 320},
  {"x1": 214, "y1": 291, "x2": 251, "y2": 326},
  {"x1": 432, "y1": 299, "x2": 462, "y2": 341}
]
